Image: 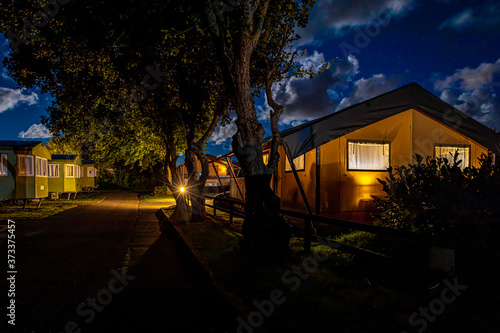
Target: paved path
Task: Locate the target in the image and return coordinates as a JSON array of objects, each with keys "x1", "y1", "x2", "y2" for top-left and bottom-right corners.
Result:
[{"x1": 0, "y1": 191, "x2": 236, "y2": 332}]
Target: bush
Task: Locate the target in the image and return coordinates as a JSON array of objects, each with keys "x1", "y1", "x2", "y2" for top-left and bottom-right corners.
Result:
[
  {"x1": 375, "y1": 153, "x2": 500, "y2": 233},
  {"x1": 152, "y1": 184, "x2": 172, "y2": 197}
]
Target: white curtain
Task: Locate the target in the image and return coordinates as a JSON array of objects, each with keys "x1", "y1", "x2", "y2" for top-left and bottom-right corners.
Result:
[
  {"x1": 348, "y1": 142, "x2": 389, "y2": 170},
  {"x1": 0, "y1": 154, "x2": 7, "y2": 176},
  {"x1": 285, "y1": 154, "x2": 305, "y2": 171},
  {"x1": 435, "y1": 146, "x2": 469, "y2": 169}
]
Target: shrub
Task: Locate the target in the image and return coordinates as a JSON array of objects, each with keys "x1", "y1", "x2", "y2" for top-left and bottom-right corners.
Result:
[
  {"x1": 375, "y1": 153, "x2": 500, "y2": 233},
  {"x1": 152, "y1": 184, "x2": 172, "y2": 197}
]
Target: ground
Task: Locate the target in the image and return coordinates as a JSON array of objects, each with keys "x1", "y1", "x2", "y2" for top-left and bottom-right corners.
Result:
[
  {"x1": 1, "y1": 191, "x2": 499, "y2": 332},
  {"x1": 0, "y1": 191, "x2": 236, "y2": 332}
]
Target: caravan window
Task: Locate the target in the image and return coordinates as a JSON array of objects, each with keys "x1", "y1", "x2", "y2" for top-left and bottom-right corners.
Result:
[
  {"x1": 435, "y1": 145, "x2": 470, "y2": 169},
  {"x1": 18, "y1": 155, "x2": 34, "y2": 176},
  {"x1": 48, "y1": 164, "x2": 59, "y2": 178},
  {"x1": 36, "y1": 157, "x2": 48, "y2": 177},
  {"x1": 87, "y1": 167, "x2": 95, "y2": 177},
  {"x1": 285, "y1": 154, "x2": 305, "y2": 172},
  {"x1": 65, "y1": 164, "x2": 75, "y2": 178},
  {"x1": 0, "y1": 154, "x2": 7, "y2": 176},
  {"x1": 348, "y1": 141, "x2": 390, "y2": 171}
]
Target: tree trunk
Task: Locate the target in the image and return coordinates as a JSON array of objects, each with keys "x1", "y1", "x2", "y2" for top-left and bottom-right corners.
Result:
[
  {"x1": 190, "y1": 186, "x2": 207, "y2": 221},
  {"x1": 162, "y1": 140, "x2": 191, "y2": 223},
  {"x1": 169, "y1": 191, "x2": 191, "y2": 223},
  {"x1": 241, "y1": 174, "x2": 291, "y2": 259},
  {"x1": 205, "y1": 0, "x2": 288, "y2": 257}
]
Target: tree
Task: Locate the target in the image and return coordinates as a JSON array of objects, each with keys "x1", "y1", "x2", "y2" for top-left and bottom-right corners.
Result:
[
  {"x1": 1, "y1": 0, "x2": 227, "y2": 221},
  {"x1": 203, "y1": 0, "x2": 319, "y2": 255}
]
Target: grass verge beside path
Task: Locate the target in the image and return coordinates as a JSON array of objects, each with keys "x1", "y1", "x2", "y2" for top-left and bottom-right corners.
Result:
[
  {"x1": 167, "y1": 208, "x2": 496, "y2": 333},
  {"x1": 0, "y1": 191, "x2": 112, "y2": 222},
  {"x1": 139, "y1": 193, "x2": 177, "y2": 204}
]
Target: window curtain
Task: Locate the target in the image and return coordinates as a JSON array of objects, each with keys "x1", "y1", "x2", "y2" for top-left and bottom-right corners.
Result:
[
  {"x1": 0, "y1": 154, "x2": 7, "y2": 176},
  {"x1": 435, "y1": 146, "x2": 470, "y2": 169},
  {"x1": 18, "y1": 156, "x2": 33, "y2": 175},
  {"x1": 285, "y1": 154, "x2": 305, "y2": 172},
  {"x1": 348, "y1": 142, "x2": 389, "y2": 170}
]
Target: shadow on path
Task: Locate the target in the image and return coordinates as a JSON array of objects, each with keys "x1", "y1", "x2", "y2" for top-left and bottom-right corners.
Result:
[{"x1": 86, "y1": 208, "x2": 238, "y2": 333}]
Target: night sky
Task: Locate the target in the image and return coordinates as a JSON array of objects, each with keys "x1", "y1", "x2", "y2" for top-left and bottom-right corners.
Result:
[{"x1": 1, "y1": 0, "x2": 499, "y2": 159}]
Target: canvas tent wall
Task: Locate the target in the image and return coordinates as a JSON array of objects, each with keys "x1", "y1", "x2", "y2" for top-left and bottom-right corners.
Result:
[
  {"x1": 229, "y1": 83, "x2": 499, "y2": 213},
  {"x1": 177, "y1": 155, "x2": 230, "y2": 179},
  {"x1": 48, "y1": 155, "x2": 83, "y2": 194},
  {"x1": 0, "y1": 140, "x2": 51, "y2": 200}
]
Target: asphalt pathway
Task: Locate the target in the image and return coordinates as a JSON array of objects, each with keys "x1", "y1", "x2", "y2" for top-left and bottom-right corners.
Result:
[{"x1": 0, "y1": 191, "x2": 237, "y2": 333}]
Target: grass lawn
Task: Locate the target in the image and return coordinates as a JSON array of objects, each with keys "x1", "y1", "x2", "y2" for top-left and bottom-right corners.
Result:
[
  {"x1": 0, "y1": 191, "x2": 112, "y2": 222},
  {"x1": 139, "y1": 193, "x2": 177, "y2": 204},
  {"x1": 169, "y1": 207, "x2": 500, "y2": 333}
]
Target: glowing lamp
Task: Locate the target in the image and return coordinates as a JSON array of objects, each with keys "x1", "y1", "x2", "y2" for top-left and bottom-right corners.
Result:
[{"x1": 180, "y1": 187, "x2": 185, "y2": 193}]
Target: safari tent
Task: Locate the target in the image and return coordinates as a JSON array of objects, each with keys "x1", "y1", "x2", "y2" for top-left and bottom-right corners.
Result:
[
  {"x1": 230, "y1": 82, "x2": 500, "y2": 214},
  {"x1": 176, "y1": 153, "x2": 238, "y2": 193},
  {"x1": 48, "y1": 154, "x2": 83, "y2": 198},
  {"x1": 81, "y1": 160, "x2": 98, "y2": 190},
  {"x1": 0, "y1": 140, "x2": 52, "y2": 200}
]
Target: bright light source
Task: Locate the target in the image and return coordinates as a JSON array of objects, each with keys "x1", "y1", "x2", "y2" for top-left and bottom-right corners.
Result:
[{"x1": 180, "y1": 187, "x2": 185, "y2": 193}]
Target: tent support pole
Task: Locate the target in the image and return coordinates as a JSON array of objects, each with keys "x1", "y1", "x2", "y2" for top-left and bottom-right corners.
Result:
[
  {"x1": 212, "y1": 161, "x2": 224, "y2": 189},
  {"x1": 283, "y1": 141, "x2": 314, "y2": 253},
  {"x1": 225, "y1": 157, "x2": 244, "y2": 202}
]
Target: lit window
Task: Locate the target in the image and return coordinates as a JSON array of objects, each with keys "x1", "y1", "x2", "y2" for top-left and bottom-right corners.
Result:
[
  {"x1": 435, "y1": 145, "x2": 470, "y2": 169},
  {"x1": 285, "y1": 154, "x2": 305, "y2": 172},
  {"x1": 36, "y1": 157, "x2": 48, "y2": 177},
  {"x1": 18, "y1": 155, "x2": 34, "y2": 176},
  {"x1": 263, "y1": 153, "x2": 269, "y2": 165},
  {"x1": 0, "y1": 154, "x2": 7, "y2": 176},
  {"x1": 48, "y1": 164, "x2": 59, "y2": 178},
  {"x1": 87, "y1": 167, "x2": 95, "y2": 177},
  {"x1": 65, "y1": 164, "x2": 75, "y2": 178},
  {"x1": 348, "y1": 141, "x2": 390, "y2": 171}
]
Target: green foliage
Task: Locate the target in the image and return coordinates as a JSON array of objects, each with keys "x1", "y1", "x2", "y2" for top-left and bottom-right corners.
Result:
[
  {"x1": 376, "y1": 153, "x2": 500, "y2": 233},
  {"x1": 2, "y1": 0, "x2": 226, "y2": 194},
  {"x1": 152, "y1": 184, "x2": 172, "y2": 197},
  {"x1": 98, "y1": 169, "x2": 156, "y2": 191}
]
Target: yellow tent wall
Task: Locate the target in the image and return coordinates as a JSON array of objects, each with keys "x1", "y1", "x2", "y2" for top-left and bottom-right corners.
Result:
[
  {"x1": 178, "y1": 159, "x2": 229, "y2": 179},
  {"x1": 275, "y1": 109, "x2": 489, "y2": 213}
]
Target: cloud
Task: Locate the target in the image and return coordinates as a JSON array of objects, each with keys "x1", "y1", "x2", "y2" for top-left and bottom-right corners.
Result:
[
  {"x1": 434, "y1": 58, "x2": 500, "y2": 129},
  {"x1": 18, "y1": 123, "x2": 52, "y2": 139},
  {"x1": 274, "y1": 54, "x2": 360, "y2": 125},
  {"x1": 438, "y1": 1, "x2": 500, "y2": 31},
  {"x1": 209, "y1": 121, "x2": 237, "y2": 145},
  {"x1": 434, "y1": 58, "x2": 500, "y2": 91},
  {"x1": 0, "y1": 87, "x2": 38, "y2": 113},
  {"x1": 336, "y1": 74, "x2": 404, "y2": 110},
  {"x1": 296, "y1": 0, "x2": 415, "y2": 45},
  {"x1": 439, "y1": 8, "x2": 476, "y2": 31},
  {"x1": 1, "y1": 67, "x2": 13, "y2": 81}
]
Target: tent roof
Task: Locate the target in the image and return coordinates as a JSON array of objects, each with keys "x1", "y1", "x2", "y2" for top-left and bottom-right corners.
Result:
[{"x1": 273, "y1": 82, "x2": 500, "y2": 159}]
